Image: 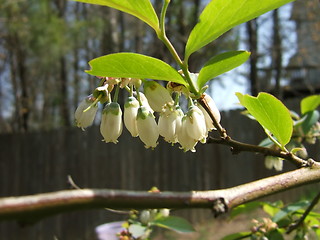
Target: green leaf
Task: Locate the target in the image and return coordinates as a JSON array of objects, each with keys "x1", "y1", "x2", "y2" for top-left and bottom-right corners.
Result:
[
  {"x1": 236, "y1": 92, "x2": 293, "y2": 147},
  {"x1": 151, "y1": 216, "x2": 195, "y2": 233},
  {"x1": 86, "y1": 53, "x2": 187, "y2": 85},
  {"x1": 301, "y1": 110, "x2": 320, "y2": 134},
  {"x1": 185, "y1": 0, "x2": 294, "y2": 60},
  {"x1": 301, "y1": 95, "x2": 320, "y2": 114},
  {"x1": 262, "y1": 201, "x2": 283, "y2": 217},
  {"x1": 221, "y1": 232, "x2": 252, "y2": 240},
  {"x1": 230, "y1": 201, "x2": 263, "y2": 219},
  {"x1": 197, "y1": 51, "x2": 250, "y2": 89},
  {"x1": 272, "y1": 200, "x2": 310, "y2": 223},
  {"x1": 73, "y1": 0, "x2": 160, "y2": 33}
]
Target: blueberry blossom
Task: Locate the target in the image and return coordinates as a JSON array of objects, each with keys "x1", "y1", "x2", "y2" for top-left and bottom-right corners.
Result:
[
  {"x1": 177, "y1": 116, "x2": 198, "y2": 152},
  {"x1": 124, "y1": 96, "x2": 139, "y2": 137},
  {"x1": 136, "y1": 106, "x2": 159, "y2": 149},
  {"x1": 158, "y1": 102, "x2": 183, "y2": 144},
  {"x1": 144, "y1": 81, "x2": 173, "y2": 112},
  {"x1": 185, "y1": 105, "x2": 207, "y2": 143},
  {"x1": 264, "y1": 156, "x2": 283, "y2": 171},
  {"x1": 100, "y1": 102, "x2": 123, "y2": 144},
  {"x1": 198, "y1": 93, "x2": 221, "y2": 131},
  {"x1": 75, "y1": 94, "x2": 98, "y2": 130}
]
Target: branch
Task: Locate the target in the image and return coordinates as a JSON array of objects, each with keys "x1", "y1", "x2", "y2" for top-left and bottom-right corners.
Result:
[
  {"x1": 286, "y1": 190, "x2": 320, "y2": 234},
  {"x1": 207, "y1": 137, "x2": 309, "y2": 168},
  {"x1": 0, "y1": 165, "x2": 319, "y2": 224}
]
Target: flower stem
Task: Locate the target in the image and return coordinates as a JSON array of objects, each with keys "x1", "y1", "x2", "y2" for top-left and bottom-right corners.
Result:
[{"x1": 158, "y1": 0, "x2": 199, "y2": 96}]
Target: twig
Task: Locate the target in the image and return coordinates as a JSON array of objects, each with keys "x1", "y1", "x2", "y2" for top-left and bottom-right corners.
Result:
[
  {"x1": 207, "y1": 137, "x2": 308, "y2": 168},
  {"x1": 0, "y1": 166, "x2": 319, "y2": 224},
  {"x1": 286, "y1": 189, "x2": 320, "y2": 234}
]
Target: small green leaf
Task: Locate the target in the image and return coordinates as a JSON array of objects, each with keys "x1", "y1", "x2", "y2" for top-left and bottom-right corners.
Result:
[
  {"x1": 262, "y1": 201, "x2": 283, "y2": 217},
  {"x1": 185, "y1": 0, "x2": 294, "y2": 59},
  {"x1": 301, "y1": 110, "x2": 320, "y2": 134},
  {"x1": 230, "y1": 201, "x2": 263, "y2": 219},
  {"x1": 272, "y1": 200, "x2": 310, "y2": 223},
  {"x1": 301, "y1": 95, "x2": 320, "y2": 114},
  {"x1": 151, "y1": 216, "x2": 195, "y2": 233},
  {"x1": 221, "y1": 232, "x2": 252, "y2": 240},
  {"x1": 236, "y1": 92, "x2": 293, "y2": 147},
  {"x1": 73, "y1": 0, "x2": 160, "y2": 33},
  {"x1": 197, "y1": 51, "x2": 250, "y2": 89},
  {"x1": 86, "y1": 53, "x2": 187, "y2": 85}
]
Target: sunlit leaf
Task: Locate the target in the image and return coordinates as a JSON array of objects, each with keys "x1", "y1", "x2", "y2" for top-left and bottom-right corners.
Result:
[
  {"x1": 185, "y1": 0, "x2": 294, "y2": 59},
  {"x1": 272, "y1": 200, "x2": 310, "y2": 223},
  {"x1": 236, "y1": 92, "x2": 293, "y2": 147},
  {"x1": 73, "y1": 0, "x2": 160, "y2": 33},
  {"x1": 197, "y1": 51, "x2": 250, "y2": 89},
  {"x1": 301, "y1": 95, "x2": 320, "y2": 114},
  {"x1": 151, "y1": 216, "x2": 195, "y2": 233},
  {"x1": 86, "y1": 53, "x2": 187, "y2": 85},
  {"x1": 230, "y1": 201, "x2": 263, "y2": 219}
]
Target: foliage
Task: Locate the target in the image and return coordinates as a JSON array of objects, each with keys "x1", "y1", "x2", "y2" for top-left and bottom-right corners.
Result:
[
  {"x1": 224, "y1": 194, "x2": 320, "y2": 240},
  {"x1": 70, "y1": 0, "x2": 320, "y2": 239}
]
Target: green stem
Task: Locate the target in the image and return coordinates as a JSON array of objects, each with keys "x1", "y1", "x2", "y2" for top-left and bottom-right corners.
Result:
[
  {"x1": 158, "y1": 0, "x2": 199, "y2": 96},
  {"x1": 113, "y1": 84, "x2": 120, "y2": 103}
]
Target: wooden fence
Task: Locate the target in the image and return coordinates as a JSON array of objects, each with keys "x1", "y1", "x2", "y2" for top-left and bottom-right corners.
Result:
[{"x1": 0, "y1": 108, "x2": 318, "y2": 239}]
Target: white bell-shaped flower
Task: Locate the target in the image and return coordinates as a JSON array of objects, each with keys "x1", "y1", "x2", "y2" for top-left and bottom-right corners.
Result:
[
  {"x1": 185, "y1": 105, "x2": 207, "y2": 142},
  {"x1": 75, "y1": 94, "x2": 98, "y2": 130},
  {"x1": 158, "y1": 103, "x2": 183, "y2": 144},
  {"x1": 264, "y1": 156, "x2": 283, "y2": 171},
  {"x1": 100, "y1": 102, "x2": 123, "y2": 144},
  {"x1": 198, "y1": 93, "x2": 221, "y2": 131},
  {"x1": 177, "y1": 117, "x2": 198, "y2": 152},
  {"x1": 144, "y1": 81, "x2": 173, "y2": 112},
  {"x1": 124, "y1": 96, "x2": 139, "y2": 137},
  {"x1": 136, "y1": 106, "x2": 159, "y2": 149}
]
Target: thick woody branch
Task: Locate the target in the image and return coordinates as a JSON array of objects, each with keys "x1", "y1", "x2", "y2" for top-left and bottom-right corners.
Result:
[{"x1": 0, "y1": 166, "x2": 319, "y2": 224}]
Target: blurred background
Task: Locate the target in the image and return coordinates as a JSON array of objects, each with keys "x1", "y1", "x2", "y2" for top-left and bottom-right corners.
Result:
[{"x1": 0, "y1": 0, "x2": 319, "y2": 239}]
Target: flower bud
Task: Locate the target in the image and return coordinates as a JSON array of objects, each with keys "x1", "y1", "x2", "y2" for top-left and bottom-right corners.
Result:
[
  {"x1": 264, "y1": 156, "x2": 283, "y2": 171},
  {"x1": 75, "y1": 95, "x2": 98, "y2": 129},
  {"x1": 185, "y1": 105, "x2": 207, "y2": 142},
  {"x1": 198, "y1": 93, "x2": 221, "y2": 131},
  {"x1": 139, "y1": 210, "x2": 151, "y2": 225},
  {"x1": 158, "y1": 103, "x2": 183, "y2": 144},
  {"x1": 124, "y1": 96, "x2": 139, "y2": 137},
  {"x1": 178, "y1": 117, "x2": 198, "y2": 152},
  {"x1": 159, "y1": 208, "x2": 170, "y2": 217},
  {"x1": 144, "y1": 81, "x2": 173, "y2": 112},
  {"x1": 100, "y1": 102, "x2": 123, "y2": 144},
  {"x1": 136, "y1": 106, "x2": 159, "y2": 149}
]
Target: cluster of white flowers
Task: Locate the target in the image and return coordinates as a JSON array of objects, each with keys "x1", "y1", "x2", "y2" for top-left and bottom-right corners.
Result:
[{"x1": 75, "y1": 77, "x2": 221, "y2": 152}]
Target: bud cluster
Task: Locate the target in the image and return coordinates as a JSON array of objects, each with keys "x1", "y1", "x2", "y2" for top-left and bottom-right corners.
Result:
[{"x1": 75, "y1": 77, "x2": 221, "y2": 152}]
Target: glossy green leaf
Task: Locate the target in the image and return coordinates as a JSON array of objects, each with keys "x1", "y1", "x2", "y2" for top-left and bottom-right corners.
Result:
[
  {"x1": 73, "y1": 0, "x2": 160, "y2": 33},
  {"x1": 236, "y1": 92, "x2": 293, "y2": 147},
  {"x1": 151, "y1": 216, "x2": 195, "y2": 233},
  {"x1": 272, "y1": 200, "x2": 310, "y2": 223},
  {"x1": 301, "y1": 110, "x2": 319, "y2": 134},
  {"x1": 197, "y1": 51, "x2": 250, "y2": 89},
  {"x1": 86, "y1": 53, "x2": 187, "y2": 85},
  {"x1": 221, "y1": 232, "x2": 252, "y2": 240},
  {"x1": 185, "y1": 0, "x2": 294, "y2": 60},
  {"x1": 230, "y1": 201, "x2": 263, "y2": 219},
  {"x1": 301, "y1": 95, "x2": 320, "y2": 114}
]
